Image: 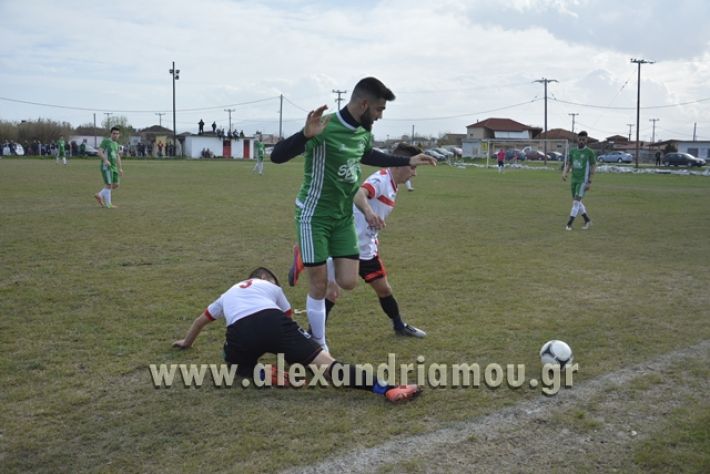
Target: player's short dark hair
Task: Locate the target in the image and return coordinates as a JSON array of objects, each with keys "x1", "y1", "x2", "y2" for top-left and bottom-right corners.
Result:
[
  {"x1": 248, "y1": 267, "x2": 280, "y2": 287},
  {"x1": 391, "y1": 142, "x2": 421, "y2": 157},
  {"x1": 111, "y1": 126, "x2": 121, "y2": 133},
  {"x1": 352, "y1": 77, "x2": 395, "y2": 102},
  {"x1": 578, "y1": 130, "x2": 588, "y2": 137}
]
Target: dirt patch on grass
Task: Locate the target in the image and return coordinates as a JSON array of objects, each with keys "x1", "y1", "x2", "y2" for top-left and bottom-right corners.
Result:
[{"x1": 289, "y1": 340, "x2": 709, "y2": 473}]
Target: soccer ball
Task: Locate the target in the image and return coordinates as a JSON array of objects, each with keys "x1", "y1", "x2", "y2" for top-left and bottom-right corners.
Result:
[{"x1": 540, "y1": 340, "x2": 573, "y2": 368}]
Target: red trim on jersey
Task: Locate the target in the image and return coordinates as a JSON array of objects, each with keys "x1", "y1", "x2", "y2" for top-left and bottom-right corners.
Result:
[
  {"x1": 377, "y1": 195, "x2": 395, "y2": 207},
  {"x1": 361, "y1": 182, "x2": 376, "y2": 199},
  {"x1": 388, "y1": 170, "x2": 398, "y2": 193},
  {"x1": 204, "y1": 308, "x2": 215, "y2": 321},
  {"x1": 284, "y1": 308, "x2": 293, "y2": 319}
]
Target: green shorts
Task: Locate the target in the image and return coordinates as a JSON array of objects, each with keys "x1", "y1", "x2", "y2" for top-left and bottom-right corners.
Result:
[
  {"x1": 101, "y1": 164, "x2": 120, "y2": 186},
  {"x1": 571, "y1": 180, "x2": 587, "y2": 199},
  {"x1": 295, "y1": 210, "x2": 358, "y2": 265}
]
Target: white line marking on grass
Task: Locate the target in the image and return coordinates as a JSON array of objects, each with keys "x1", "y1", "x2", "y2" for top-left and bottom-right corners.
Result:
[{"x1": 286, "y1": 340, "x2": 709, "y2": 474}]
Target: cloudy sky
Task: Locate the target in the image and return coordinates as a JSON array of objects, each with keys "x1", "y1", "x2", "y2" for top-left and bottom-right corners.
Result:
[{"x1": 1, "y1": 0, "x2": 709, "y2": 142}]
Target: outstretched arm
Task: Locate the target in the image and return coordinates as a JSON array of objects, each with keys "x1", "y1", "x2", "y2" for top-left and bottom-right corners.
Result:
[
  {"x1": 173, "y1": 311, "x2": 213, "y2": 349},
  {"x1": 271, "y1": 105, "x2": 330, "y2": 163},
  {"x1": 361, "y1": 149, "x2": 437, "y2": 168}
]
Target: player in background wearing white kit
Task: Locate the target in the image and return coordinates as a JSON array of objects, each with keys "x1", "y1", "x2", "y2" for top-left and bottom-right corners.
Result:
[{"x1": 172, "y1": 267, "x2": 421, "y2": 403}]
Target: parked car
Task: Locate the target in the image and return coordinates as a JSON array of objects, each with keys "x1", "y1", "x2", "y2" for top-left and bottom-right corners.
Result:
[
  {"x1": 505, "y1": 149, "x2": 526, "y2": 161},
  {"x1": 662, "y1": 152, "x2": 706, "y2": 167},
  {"x1": 546, "y1": 151, "x2": 564, "y2": 161},
  {"x1": 523, "y1": 148, "x2": 546, "y2": 160},
  {"x1": 83, "y1": 144, "x2": 99, "y2": 156},
  {"x1": 424, "y1": 149, "x2": 446, "y2": 161},
  {"x1": 446, "y1": 146, "x2": 463, "y2": 157},
  {"x1": 433, "y1": 147, "x2": 454, "y2": 159},
  {"x1": 597, "y1": 151, "x2": 633, "y2": 163}
]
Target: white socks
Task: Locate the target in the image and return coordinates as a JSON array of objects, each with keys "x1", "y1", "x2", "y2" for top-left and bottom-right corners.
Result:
[
  {"x1": 307, "y1": 295, "x2": 327, "y2": 350},
  {"x1": 100, "y1": 188, "x2": 112, "y2": 207}
]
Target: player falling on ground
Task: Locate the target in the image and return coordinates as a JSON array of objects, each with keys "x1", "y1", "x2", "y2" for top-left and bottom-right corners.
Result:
[
  {"x1": 271, "y1": 77, "x2": 436, "y2": 352},
  {"x1": 289, "y1": 143, "x2": 427, "y2": 338},
  {"x1": 172, "y1": 267, "x2": 421, "y2": 403},
  {"x1": 94, "y1": 127, "x2": 124, "y2": 209},
  {"x1": 562, "y1": 130, "x2": 596, "y2": 230}
]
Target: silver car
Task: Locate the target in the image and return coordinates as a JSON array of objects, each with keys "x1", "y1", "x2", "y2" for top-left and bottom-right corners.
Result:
[{"x1": 597, "y1": 151, "x2": 633, "y2": 163}]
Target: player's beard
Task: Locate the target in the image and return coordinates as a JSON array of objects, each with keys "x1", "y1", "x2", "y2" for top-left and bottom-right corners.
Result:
[{"x1": 360, "y1": 108, "x2": 374, "y2": 131}]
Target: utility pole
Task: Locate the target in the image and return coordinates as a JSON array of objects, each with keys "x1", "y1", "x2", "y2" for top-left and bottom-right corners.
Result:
[
  {"x1": 533, "y1": 77, "x2": 558, "y2": 164},
  {"x1": 568, "y1": 113, "x2": 579, "y2": 133},
  {"x1": 155, "y1": 112, "x2": 165, "y2": 127},
  {"x1": 103, "y1": 112, "x2": 112, "y2": 128},
  {"x1": 169, "y1": 61, "x2": 180, "y2": 156},
  {"x1": 93, "y1": 113, "x2": 97, "y2": 147},
  {"x1": 224, "y1": 108, "x2": 236, "y2": 135},
  {"x1": 626, "y1": 123, "x2": 634, "y2": 142},
  {"x1": 411, "y1": 124, "x2": 415, "y2": 145},
  {"x1": 692, "y1": 122, "x2": 697, "y2": 141},
  {"x1": 631, "y1": 58, "x2": 654, "y2": 168},
  {"x1": 332, "y1": 89, "x2": 347, "y2": 109},
  {"x1": 278, "y1": 94, "x2": 283, "y2": 140},
  {"x1": 649, "y1": 118, "x2": 659, "y2": 143}
]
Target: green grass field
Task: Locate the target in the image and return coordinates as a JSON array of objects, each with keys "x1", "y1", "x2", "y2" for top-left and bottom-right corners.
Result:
[{"x1": 1, "y1": 158, "x2": 709, "y2": 472}]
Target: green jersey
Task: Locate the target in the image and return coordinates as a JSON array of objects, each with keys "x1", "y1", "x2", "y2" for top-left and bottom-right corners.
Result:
[
  {"x1": 57, "y1": 139, "x2": 66, "y2": 156},
  {"x1": 99, "y1": 138, "x2": 120, "y2": 169},
  {"x1": 296, "y1": 111, "x2": 373, "y2": 219},
  {"x1": 255, "y1": 141, "x2": 265, "y2": 162},
  {"x1": 568, "y1": 146, "x2": 595, "y2": 182}
]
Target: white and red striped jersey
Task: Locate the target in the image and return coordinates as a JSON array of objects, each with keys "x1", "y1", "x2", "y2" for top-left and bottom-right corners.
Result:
[
  {"x1": 205, "y1": 278, "x2": 292, "y2": 326},
  {"x1": 353, "y1": 168, "x2": 398, "y2": 260}
]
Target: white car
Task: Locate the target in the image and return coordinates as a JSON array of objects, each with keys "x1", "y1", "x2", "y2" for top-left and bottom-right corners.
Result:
[{"x1": 424, "y1": 149, "x2": 446, "y2": 161}]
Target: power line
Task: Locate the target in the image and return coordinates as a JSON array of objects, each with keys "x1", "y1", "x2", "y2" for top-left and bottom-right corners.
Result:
[{"x1": 0, "y1": 95, "x2": 280, "y2": 114}]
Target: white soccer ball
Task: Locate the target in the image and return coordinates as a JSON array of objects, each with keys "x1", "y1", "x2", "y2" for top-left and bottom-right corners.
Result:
[{"x1": 540, "y1": 340, "x2": 573, "y2": 368}]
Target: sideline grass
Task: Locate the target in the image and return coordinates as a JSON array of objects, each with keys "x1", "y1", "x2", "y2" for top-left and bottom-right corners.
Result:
[{"x1": 1, "y1": 159, "x2": 709, "y2": 472}]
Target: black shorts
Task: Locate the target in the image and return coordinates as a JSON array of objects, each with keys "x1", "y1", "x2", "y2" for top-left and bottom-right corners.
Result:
[
  {"x1": 359, "y1": 255, "x2": 387, "y2": 283},
  {"x1": 223, "y1": 309, "x2": 322, "y2": 377}
]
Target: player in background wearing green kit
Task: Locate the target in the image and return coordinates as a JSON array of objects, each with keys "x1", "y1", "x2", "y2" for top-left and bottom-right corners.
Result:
[
  {"x1": 271, "y1": 77, "x2": 436, "y2": 352},
  {"x1": 562, "y1": 130, "x2": 595, "y2": 230},
  {"x1": 253, "y1": 138, "x2": 265, "y2": 175},
  {"x1": 56, "y1": 136, "x2": 67, "y2": 165},
  {"x1": 94, "y1": 126, "x2": 124, "y2": 209}
]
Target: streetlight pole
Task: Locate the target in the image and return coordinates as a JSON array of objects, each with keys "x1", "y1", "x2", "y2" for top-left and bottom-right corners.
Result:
[
  {"x1": 649, "y1": 118, "x2": 659, "y2": 143},
  {"x1": 631, "y1": 58, "x2": 654, "y2": 168},
  {"x1": 533, "y1": 78, "x2": 558, "y2": 165},
  {"x1": 224, "y1": 108, "x2": 236, "y2": 136},
  {"x1": 169, "y1": 61, "x2": 180, "y2": 156},
  {"x1": 332, "y1": 89, "x2": 347, "y2": 109}
]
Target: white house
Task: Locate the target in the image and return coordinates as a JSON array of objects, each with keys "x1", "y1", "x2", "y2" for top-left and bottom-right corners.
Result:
[{"x1": 183, "y1": 134, "x2": 258, "y2": 159}]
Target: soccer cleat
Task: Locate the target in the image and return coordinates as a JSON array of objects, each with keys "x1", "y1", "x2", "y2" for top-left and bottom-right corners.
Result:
[
  {"x1": 395, "y1": 324, "x2": 427, "y2": 338},
  {"x1": 385, "y1": 384, "x2": 421, "y2": 403},
  {"x1": 565, "y1": 225, "x2": 572, "y2": 231},
  {"x1": 582, "y1": 221, "x2": 592, "y2": 230},
  {"x1": 288, "y1": 244, "x2": 304, "y2": 287},
  {"x1": 269, "y1": 366, "x2": 291, "y2": 387},
  {"x1": 94, "y1": 194, "x2": 105, "y2": 208}
]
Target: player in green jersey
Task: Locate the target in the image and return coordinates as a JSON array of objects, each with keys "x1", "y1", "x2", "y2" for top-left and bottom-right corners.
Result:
[
  {"x1": 271, "y1": 77, "x2": 436, "y2": 351},
  {"x1": 94, "y1": 126, "x2": 124, "y2": 209},
  {"x1": 562, "y1": 130, "x2": 596, "y2": 230},
  {"x1": 253, "y1": 139, "x2": 265, "y2": 175},
  {"x1": 56, "y1": 136, "x2": 67, "y2": 165}
]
